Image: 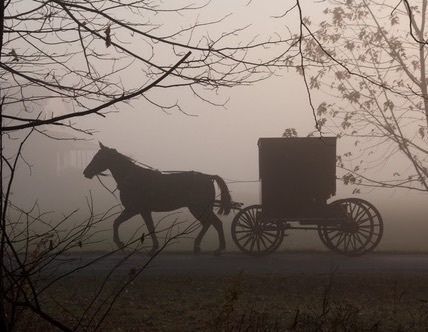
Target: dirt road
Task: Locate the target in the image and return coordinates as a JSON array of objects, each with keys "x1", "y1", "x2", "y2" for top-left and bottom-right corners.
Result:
[{"x1": 49, "y1": 251, "x2": 428, "y2": 278}]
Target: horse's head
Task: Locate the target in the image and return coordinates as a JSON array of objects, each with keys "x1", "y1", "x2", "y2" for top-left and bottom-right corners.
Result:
[{"x1": 83, "y1": 142, "x2": 114, "y2": 179}]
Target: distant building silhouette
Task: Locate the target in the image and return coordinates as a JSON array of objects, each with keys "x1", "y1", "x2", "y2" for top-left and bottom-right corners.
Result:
[
  {"x1": 55, "y1": 141, "x2": 96, "y2": 176},
  {"x1": 12, "y1": 129, "x2": 98, "y2": 210}
]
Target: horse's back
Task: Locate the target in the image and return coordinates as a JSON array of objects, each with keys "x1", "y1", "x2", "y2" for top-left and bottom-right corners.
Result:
[
  {"x1": 120, "y1": 170, "x2": 215, "y2": 212},
  {"x1": 153, "y1": 171, "x2": 215, "y2": 201}
]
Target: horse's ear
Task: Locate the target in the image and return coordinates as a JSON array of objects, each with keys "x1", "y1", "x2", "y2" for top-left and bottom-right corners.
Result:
[{"x1": 99, "y1": 141, "x2": 105, "y2": 149}]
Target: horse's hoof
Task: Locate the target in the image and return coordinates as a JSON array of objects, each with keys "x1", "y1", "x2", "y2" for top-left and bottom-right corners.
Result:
[
  {"x1": 213, "y1": 250, "x2": 223, "y2": 256},
  {"x1": 115, "y1": 241, "x2": 125, "y2": 249},
  {"x1": 193, "y1": 247, "x2": 201, "y2": 255}
]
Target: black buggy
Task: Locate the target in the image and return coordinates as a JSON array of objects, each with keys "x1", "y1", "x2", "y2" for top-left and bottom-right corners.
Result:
[{"x1": 231, "y1": 137, "x2": 384, "y2": 256}]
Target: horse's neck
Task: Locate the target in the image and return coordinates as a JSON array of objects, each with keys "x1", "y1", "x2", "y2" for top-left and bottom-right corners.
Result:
[
  {"x1": 108, "y1": 159, "x2": 136, "y2": 184},
  {"x1": 108, "y1": 159, "x2": 153, "y2": 186}
]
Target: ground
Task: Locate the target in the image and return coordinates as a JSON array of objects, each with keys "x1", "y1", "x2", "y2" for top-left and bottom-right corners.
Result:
[{"x1": 15, "y1": 252, "x2": 428, "y2": 331}]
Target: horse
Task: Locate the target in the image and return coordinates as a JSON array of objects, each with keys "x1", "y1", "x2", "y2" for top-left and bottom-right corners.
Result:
[{"x1": 83, "y1": 142, "x2": 232, "y2": 255}]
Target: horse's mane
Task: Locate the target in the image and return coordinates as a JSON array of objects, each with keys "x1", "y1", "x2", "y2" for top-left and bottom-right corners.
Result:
[
  {"x1": 111, "y1": 149, "x2": 134, "y2": 163},
  {"x1": 109, "y1": 148, "x2": 159, "y2": 172}
]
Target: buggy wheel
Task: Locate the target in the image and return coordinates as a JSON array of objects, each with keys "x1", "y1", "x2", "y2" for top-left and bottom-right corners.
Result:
[
  {"x1": 318, "y1": 198, "x2": 383, "y2": 256},
  {"x1": 352, "y1": 199, "x2": 383, "y2": 253},
  {"x1": 232, "y1": 205, "x2": 284, "y2": 256}
]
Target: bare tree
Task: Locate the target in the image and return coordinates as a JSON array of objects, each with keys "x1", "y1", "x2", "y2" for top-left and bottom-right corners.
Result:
[
  {"x1": 1, "y1": 1, "x2": 295, "y2": 330},
  {"x1": 1, "y1": 0, "x2": 293, "y2": 133}
]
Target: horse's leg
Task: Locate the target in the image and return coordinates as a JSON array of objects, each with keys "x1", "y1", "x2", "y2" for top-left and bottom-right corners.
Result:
[
  {"x1": 208, "y1": 212, "x2": 226, "y2": 255},
  {"x1": 189, "y1": 207, "x2": 211, "y2": 254},
  {"x1": 140, "y1": 211, "x2": 159, "y2": 256},
  {"x1": 190, "y1": 206, "x2": 226, "y2": 255},
  {"x1": 194, "y1": 222, "x2": 210, "y2": 255},
  {"x1": 113, "y1": 209, "x2": 137, "y2": 248}
]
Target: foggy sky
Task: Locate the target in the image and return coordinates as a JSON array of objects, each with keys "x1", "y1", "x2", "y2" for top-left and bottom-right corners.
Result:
[{"x1": 9, "y1": 1, "x2": 428, "y2": 252}]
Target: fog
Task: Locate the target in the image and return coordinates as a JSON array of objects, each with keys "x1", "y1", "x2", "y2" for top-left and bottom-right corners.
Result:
[
  {"x1": 10, "y1": 74, "x2": 428, "y2": 253},
  {"x1": 6, "y1": 2, "x2": 428, "y2": 331},
  {"x1": 7, "y1": 0, "x2": 428, "y2": 253}
]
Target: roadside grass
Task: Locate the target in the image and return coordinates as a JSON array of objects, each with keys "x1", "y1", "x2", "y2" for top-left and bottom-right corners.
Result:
[{"x1": 14, "y1": 272, "x2": 428, "y2": 331}]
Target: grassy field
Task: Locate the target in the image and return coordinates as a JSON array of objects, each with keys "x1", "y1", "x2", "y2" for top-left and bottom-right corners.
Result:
[{"x1": 15, "y1": 271, "x2": 428, "y2": 331}]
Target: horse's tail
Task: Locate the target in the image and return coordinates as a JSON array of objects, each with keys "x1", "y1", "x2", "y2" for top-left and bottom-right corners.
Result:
[{"x1": 211, "y1": 175, "x2": 232, "y2": 215}]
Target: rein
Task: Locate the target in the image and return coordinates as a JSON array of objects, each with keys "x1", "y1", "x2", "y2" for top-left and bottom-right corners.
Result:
[
  {"x1": 96, "y1": 174, "x2": 119, "y2": 200},
  {"x1": 132, "y1": 159, "x2": 159, "y2": 172}
]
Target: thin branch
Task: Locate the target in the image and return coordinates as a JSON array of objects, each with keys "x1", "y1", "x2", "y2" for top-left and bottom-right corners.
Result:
[{"x1": 2, "y1": 52, "x2": 191, "y2": 131}]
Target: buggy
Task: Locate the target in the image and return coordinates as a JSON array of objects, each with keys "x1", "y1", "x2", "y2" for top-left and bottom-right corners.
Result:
[{"x1": 231, "y1": 137, "x2": 383, "y2": 256}]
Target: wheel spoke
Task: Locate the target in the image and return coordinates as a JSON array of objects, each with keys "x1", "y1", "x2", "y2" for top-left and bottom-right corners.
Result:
[
  {"x1": 335, "y1": 232, "x2": 346, "y2": 248},
  {"x1": 353, "y1": 204, "x2": 364, "y2": 221},
  {"x1": 349, "y1": 202, "x2": 356, "y2": 217},
  {"x1": 356, "y1": 216, "x2": 372, "y2": 224},
  {"x1": 242, "y1": 233, "x2": 254, "y2": 249},
  {"x1": 258, "y1": 234, "x2": 268, "y2": 248},
  {"x1": 236, "y1": 222, "x2": 252, "y2": 230},
  {"x1": 359, "y1": 225, "x2": 377, "y2": 229},
  {"x1": 235, "y1": 229, "x2": 252, "y2": 234},
  {"x1": 249, "y1": 236, "x2": 256, "y2": 252},
  {"x1": 357, "y1": 228, "x2": 372, "y2": 234},
  {"x1": 355, "y1": 229, "x2": 370, "y2": 239},
  {"x1": 344, "y1": 234, "x2": 351, "y2": 252},
  {"x1": 327, "y1": 231, "x2": 341, "y2": 242},
  {"x1": 260, "y1": 232, "x2": 275, "y2": 245},
  {"x1": 354, "y1": 232, "x2": 366, "y2": 246},
  {"x1": 232, "y1": 205, "x2": 283, "y2": 255},
  {"x1": 237, "y1": 232, "x2": 252, "y2": 242},
  {"x1": 352, "y1": 234, "x2": 359, "y2": 251},
  {"x1": 241, "y1": 212, "x2": 254, "y2": 227}
]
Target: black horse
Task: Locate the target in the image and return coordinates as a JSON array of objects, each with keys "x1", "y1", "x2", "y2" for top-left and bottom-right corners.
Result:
[{"x1": 83, "y1": 143, "x2": 232, "y2": 255}]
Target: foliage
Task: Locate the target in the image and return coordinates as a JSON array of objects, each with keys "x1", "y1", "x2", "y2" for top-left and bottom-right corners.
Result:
[{"x1": 294, "y1": 0, "x2": 428, "y2": 192}]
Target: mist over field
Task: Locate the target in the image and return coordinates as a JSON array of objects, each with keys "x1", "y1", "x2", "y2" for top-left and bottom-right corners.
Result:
[
  {"x1": 6, "y1": 0, "x2": 427, "y2": 255},
  {"x1": 10, "y1": 124, "x2": 427, "y2": 253}
]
